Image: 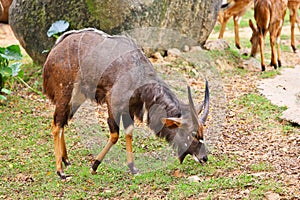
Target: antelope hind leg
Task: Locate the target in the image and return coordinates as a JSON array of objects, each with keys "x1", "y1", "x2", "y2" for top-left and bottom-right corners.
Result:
[{"x1": 52, "y1": 122, "x2": 70, "y2": 179}]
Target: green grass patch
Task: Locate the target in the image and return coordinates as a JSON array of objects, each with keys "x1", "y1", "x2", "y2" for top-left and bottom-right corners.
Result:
[
  {"x1": 259, "y1": 70, "x2": 281, "y2": 79},
  {"x1": 1, "y1": 90, "x2": 284, "y2": 199},
  {"x1": 250, "y1": 162, "x2": 274, "y2": 172},
  {"x1": 207, "y1": 49, "x2": 241, "y2": 65},
  {"x1": 249, "y1": 179, "x2": 284, "y2": 199},
  {"x1": 234, "y1": 93, "x2": 287, "y2": 123}
]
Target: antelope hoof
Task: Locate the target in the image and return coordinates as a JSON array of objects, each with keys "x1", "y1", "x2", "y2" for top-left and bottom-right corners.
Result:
[
  {"x1": 132, "y1": 168, "x2": 140, "y2": 175},
  {"x1": 235, "y1": 44, "x2": 241, "y2": 49},
  {"x1": 278, "y1": 60, "x2": 281, "y2": 68},
  {"x1": 271, "y1": 62, "x2": 277, "y2": 69},
  {"x1": 62, "y1": 158, "x2": 71, "y2": 168},
  {"x1": 90, "y1": 168, "x2": 97, "y2": 175},
  {"x1": 57, "y1": 171, "x2": 67, "y2": 180},
  {"x1": 91, "y1": 160, "x2": 101, "y2": 175},
  {"x1": 128, "y1": 162, "x2": 139, "y2": 175},
  {"x1": 261, "y1": 65, "x2": 266, "y2": 71},
  {"x1": 292, "y1": 45, "x2": 297, "y2": 53}
]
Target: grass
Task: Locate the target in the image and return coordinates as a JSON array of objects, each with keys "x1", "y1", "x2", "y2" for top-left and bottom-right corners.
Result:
[
  {"x1": 0, "y1": 54, "x2": 294, "y2": 199},
  {"x1": 234, "y1": 93, "x2": 287, "y2": 123},
  {"x1": 0, "y1": 93, "x2": 265, "y2": 199},
  {"x1": 258, "y1": 70, "x2": 281, "y2": 79},
  {"x1": 250, "y1": 162, "x2": 273, "y2": 172}
]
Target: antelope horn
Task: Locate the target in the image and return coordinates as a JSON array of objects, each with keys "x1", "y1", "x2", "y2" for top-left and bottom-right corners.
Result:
[
  {"x1": 200, "y1": 80, "x2": 209, "y2": 124},
  {"x1": 196, "y1": 101, "x2": 204, "y2": 115},
  {"x1": 187, "y1": 86, "x2": 200, "y2": 129}
]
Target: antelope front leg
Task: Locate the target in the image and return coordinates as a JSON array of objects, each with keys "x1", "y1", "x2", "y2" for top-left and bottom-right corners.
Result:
[
  {"x1": 125, "y1": 125, "x2": 139, "y2": 174},
  {"x1": 270, "y1": 34, "x2": 278, "y2": 69},
  {"x1": 258, "y1": 35, "x2": 266, "y2": 71},
  {"x1": 122, "y1": 113, "x2": 139, "y2": 174},
  {"x1": 218, "y1": 14, "x2": 230, "y2": 39},
  {"x1": 233, "y1": 16, "x2": 241, "y2": 49},
  {"x1": 290, "y1": 8, "x2": 297, "y2": 52},
  {"x1": 276, "y1": 27, "x2": 284, "y2": 68},
  {"x1": 91, "y1": 117, "x2": 120, "y2": 175}
]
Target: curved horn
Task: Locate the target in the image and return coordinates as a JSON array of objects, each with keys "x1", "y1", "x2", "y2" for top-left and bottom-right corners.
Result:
[
  {"x1": 200, "y1": 80, "x2": 210, "y2": 124},
  {"x1": 196, "y1": 101, "x2": 204, "y2": 115},
  {"x1": 187, "y1": 86, "x2": 200, "y2": 128}
]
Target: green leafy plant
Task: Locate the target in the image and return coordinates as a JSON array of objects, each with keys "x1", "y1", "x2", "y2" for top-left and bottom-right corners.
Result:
[
  {"x1": 43, "y1": 20, "x2": 70, "y2": 54},
  {"x1": 0, "y1": 45, "x2": 23, "y2": 101},
  {"x1": 47, "y1": 20, "x2": 69, "y2": 39}
]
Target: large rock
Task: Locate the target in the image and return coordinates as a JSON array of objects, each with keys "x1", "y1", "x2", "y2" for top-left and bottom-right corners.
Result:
[{"x1": 9, "y1": 0, "x2": 221, "y2": 64}]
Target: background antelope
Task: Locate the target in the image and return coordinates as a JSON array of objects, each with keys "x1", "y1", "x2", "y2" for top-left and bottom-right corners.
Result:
[
  {"x1": 218, "y1": 0, "x2": 253, "y2": 49},
  {"x1": 249, "y1": 0, "x2": 288, "y2": 71},
  {"x1": 43, "y1": 28, "x2": 210, "y2": 179},
  {"x1": 288, "y1": 0, "x2": 300, "y2": 52},
  {"x1": 219, "y1": 0, "x2": 300, "y2": 53}
]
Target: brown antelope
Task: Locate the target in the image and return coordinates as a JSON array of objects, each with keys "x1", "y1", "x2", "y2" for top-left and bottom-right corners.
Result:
[
  {"x1": 0, "y1": 2, "x2": 3, "y2": 19},
  {"x1": 0, "y1": 0, "x2": 13, "y2": 22},
  {"x1": 288, "y1": 0, "x2": 300, "y2": 52},
  {"x1": 43, "y1": 28, "x2": 210, "y2": 179},
  {"x1": 218, "y1": 0, "x2": 253, "y2": 49},
  {"x1": 249, "y1": 0, "x2": 288, "y2": 71}
]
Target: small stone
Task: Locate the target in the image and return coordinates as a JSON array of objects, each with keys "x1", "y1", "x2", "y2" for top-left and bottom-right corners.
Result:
[
  {"x1": 204, "y1": 39, "x2": 229, "y2": 51},
  {"x1": 240, "y1": 48, "x2": 249, "y2": 56},
  {"x1": 265, "y1": 191, "x2": 280, "y2": 200},
  {"x1": 183, "y1": 45, "x2": 190, "y2": 52},
  {"x1": 187, "y1": 175, "x2": 201, "y2": 182},
  {"x1": 167, "y1": 48, "x2": 181, "y2": 57},
  {"x1": 242, "y1": 57, "x2": 261, "y2": 71},
  {"x1": 151, "y1": 52, "x2": 164, "y2": 63},
  {"x1": 190, "y1": 46, "x2": 203, "y2": 52}
]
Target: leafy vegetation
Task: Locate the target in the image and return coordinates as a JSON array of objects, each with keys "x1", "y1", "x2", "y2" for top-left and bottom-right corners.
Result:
[
  {"x1": 0, "y1": 45, "x2": 23, "y2": 101},
  {"x1": 47, "y1": 20, "x2": 70, "y2": 39}
]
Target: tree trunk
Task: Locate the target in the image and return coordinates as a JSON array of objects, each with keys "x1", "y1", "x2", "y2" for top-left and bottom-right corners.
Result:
[{"x1": 9, "y1": 0, "x2": 222, "y2": 64}]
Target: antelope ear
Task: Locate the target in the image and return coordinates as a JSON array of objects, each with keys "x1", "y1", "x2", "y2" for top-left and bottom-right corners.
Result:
[
  {"x1": 178, "y1": 152, "x2": 188, "y2": 164},
  {"x1": 249, "y1": 19, "x2": 256, "y2": 32},
  {"x1": 161, "y1": 117, "x2": 182, "y2": 129}
]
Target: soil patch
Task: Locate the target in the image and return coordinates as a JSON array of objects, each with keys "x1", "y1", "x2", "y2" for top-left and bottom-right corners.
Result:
[{"x1": 258, "y1": 65, "x2": 300, "y2": 124}]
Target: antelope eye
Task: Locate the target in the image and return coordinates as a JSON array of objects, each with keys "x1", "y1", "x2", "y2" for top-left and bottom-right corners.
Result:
[{"x1": 191, "y1": 131, "x2": 197, "y2": 137}]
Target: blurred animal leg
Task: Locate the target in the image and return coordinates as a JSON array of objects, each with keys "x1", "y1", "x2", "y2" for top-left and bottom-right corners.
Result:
[
  {"x1": 122, "y1": 113, "x2": 139, "y2": 174},
  {"x1": 233, "y1": 16, "x2": 241, "y2": 49},
  {"x1": 259, "y1": 34, "x2": 266, "y2": 71},
  {"x1": 52, "y1": 103, "x2": 72, "y2": 179},
  {"x1": 91, "y1": 98, "x2": 120, "y2": 175}
]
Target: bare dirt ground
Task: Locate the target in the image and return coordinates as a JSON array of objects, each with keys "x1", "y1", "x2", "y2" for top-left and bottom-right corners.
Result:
[{"x1": 208, "y1": 23, "x2": 300, "y2": 198}]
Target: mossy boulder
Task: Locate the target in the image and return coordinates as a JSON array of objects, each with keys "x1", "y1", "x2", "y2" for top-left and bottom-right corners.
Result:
[{"x1": 9, "y1": 0, "x2": 221, "y2": 64}]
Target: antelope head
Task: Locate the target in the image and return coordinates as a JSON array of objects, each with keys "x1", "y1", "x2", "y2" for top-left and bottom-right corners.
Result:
[
  {"x1": 249, "y1": 19, "x2": 260, "y2": 57},
  {"x1": 161, "y1": 80, "x2": 210, "y2": 164}
]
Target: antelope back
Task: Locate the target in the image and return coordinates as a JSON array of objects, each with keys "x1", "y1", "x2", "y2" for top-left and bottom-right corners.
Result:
[
  {"x1": 223, "y1": 0, "x2": 253, "y2": 17},
  {"x1": 254, "y1": 0, "x2": 287, "y2": 30},
  {"x1": 43, "y1": 29, "x2": 152, "y2": 105}
]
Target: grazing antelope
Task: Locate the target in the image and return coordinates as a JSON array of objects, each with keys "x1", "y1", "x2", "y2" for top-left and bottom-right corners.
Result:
[
  {"x1": 43, "y1": 28, "x2": 210, "y2": 179},
  {"x1": 218, "y1": 0, "x2": 253, "y2": 49},
  {"x1": 288, "y1": 0, "x2": 300, "y2": 52},
  {"x1": 249, "y1": 0, "x2": 288, "y2": 71}
]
